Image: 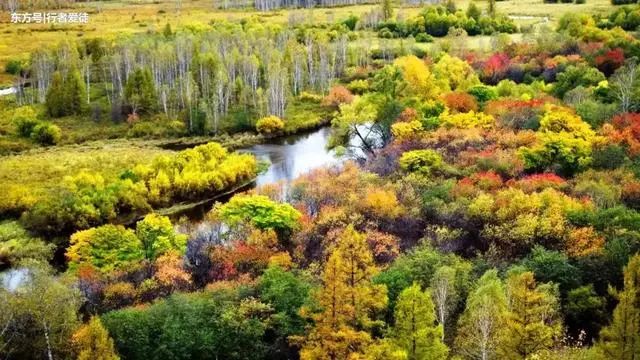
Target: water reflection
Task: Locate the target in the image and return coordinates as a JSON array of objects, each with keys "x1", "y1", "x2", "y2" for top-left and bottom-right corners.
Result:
[{"x1": 242, "y1": 127, "x2": 342, "y2": 186}]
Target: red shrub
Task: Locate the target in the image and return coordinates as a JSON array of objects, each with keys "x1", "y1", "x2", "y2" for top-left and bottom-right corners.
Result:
[
  {"x1": 595, "y1": 48, "x2": 625, "y2": 76},
  {"x1": 507, "y1": 173, "x2": 567, "y2": 193}
]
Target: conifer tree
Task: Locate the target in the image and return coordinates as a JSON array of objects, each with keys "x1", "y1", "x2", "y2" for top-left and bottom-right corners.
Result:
[
  {"x1": 497, "y1": 271, "x2": 562, "y2": 360},
  {"x1": 393, "y1": 283, "x2": 448, "y2": 360},
  {"x1": 597, "y1": 255, "x2": 640, "y2": 360},
  {"x1": 72, "y1": 316, "x2": 120, "y2": 360},
  {"x1": 300, "y1": 225, "x2": 387, "y2": 359},
  {"x1": 124, "y1": 68, "x2": 157, "y2": 115},
  {"x1": 45, "y1": 71, "x2": 65, "y2": 117}
]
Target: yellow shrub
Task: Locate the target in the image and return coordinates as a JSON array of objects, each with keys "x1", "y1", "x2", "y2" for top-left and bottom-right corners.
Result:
[{"x1": 256, "y1": 116, "x2": 285, "y2": 135}]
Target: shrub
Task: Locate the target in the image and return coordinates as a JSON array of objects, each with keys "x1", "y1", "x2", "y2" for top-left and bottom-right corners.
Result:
[
  {"x1": 12, "y1": 106, "x2": 39, "y2": 137},
  {"x1": 30, "y1": 123, "x2": 62, "y2": 145},
  {"x1": 346, "y1": 79, "x2": 369, "y2": 94},
  {"x1": 442, "y1": 92, "x2": 478, "y2": 113},
  {"x1": 256, "y1": 116, "x2": 285, "y2": 135},
  {"x1": 322, "y1": 85, "x2": 355, "y2": 108},
  {"x1": 399, "y1": 149, "x2": 443, "y2": 174},
  {"x1": 415, "y1": 33, "x2": 433, "y2": 43},
  {"x1": 439, "y1": 111, "x2": 495, "y2": 129},
  {"x1": 467, "y1": 85, "x2": 498, "y2": 104},
  {"x1": 4, "y1": 59, "x2": 22, "y2": 75},
  {"x1": 299, "y1": 92, "x2": 323, "y2": 103}
]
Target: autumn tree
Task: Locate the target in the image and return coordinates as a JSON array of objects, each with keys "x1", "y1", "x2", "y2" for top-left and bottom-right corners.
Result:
[
  {"x1": 72, "y1": 316, "x2": 120, "y2": 360},
  {"x1": 1, "y1": 262, "x2": 81, "y2": 360},
  {"x1": 135, "y1": 213, "x2": 187, "y2": 261},
  {"x1": 300, "y1": 225, "x2": 387, "y2": 359},
  {"x1": 455, "y1": 270, "x2": 508, "y2": 360},
  {"x1": 392, "y1": 283, "x2": 448, "y2": 360},
  {"x1": 66, "y1": 225, "x2": 144, "y2": 273},
  {"x1": 596, "y1": 254, "x2": 640, "y2": 360},
  {"x1": 497, "y1": 271, "x2": 562, "y2": 359}
]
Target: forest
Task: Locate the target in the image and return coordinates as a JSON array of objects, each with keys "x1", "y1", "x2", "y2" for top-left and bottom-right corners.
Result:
[{"x1": 2, "y1": 0, "x2": 640, "y2": 359}]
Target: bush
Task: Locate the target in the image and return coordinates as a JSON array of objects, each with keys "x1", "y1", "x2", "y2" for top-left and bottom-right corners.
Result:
[
  {"x1": 399, "y1": 149, "x2": 443, "y2": 174},
  {"x1": 467, "y1": 85, "x2": 498, "y2": 104},
  {"x1": 12, "y1": 106, "x2": 39, "y2": 138},
  {"x1": 299, "y1": 92, "x2": 323, "y2": 103},
  {"x1": 4, "y1": 59, "x2": 22, "y2": 75},
  {"x1": 575, "y1": 0, "x2": 586, "y2": 3},
  {"x1": 442, "y1": 92, "x2": 478, "y2": 113},
  {"x1": 342, "y1": 15, "x2": 359, "y2": 31},
  {"x1": 30, "y1": 123, "x2": 61, "y2": 145},
  {"x1": 322, "y1": 85, "x2": 355, "y2": 108},
  {"x1": 347, "y1": 79, "x2": 370, "y2": 94},
  {"x1": 256, "y1": 116, "x2": 285, "y2": 135},
  {"x1": 415, "y1": 33, "x2": 433, "y2": 43}
]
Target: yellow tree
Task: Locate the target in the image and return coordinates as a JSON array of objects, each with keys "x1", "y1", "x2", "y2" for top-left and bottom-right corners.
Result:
[
  {"x1": 497, "y1": 271, "x2": 562, "y2": 360},
  {"x1": 393, "y1": 56, "x2": 440, "y2": 100},
  {"x1": 300, "y1": 225, "x2": 388, "y2": 360},
  {"x1": 72, "y1": 316, "x2": 120, "y2": 360}
]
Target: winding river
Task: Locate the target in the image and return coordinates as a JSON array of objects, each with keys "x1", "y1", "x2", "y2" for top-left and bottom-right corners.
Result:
[{"x1": 172, "y1": 126, "x2": 344, "y2": 221}]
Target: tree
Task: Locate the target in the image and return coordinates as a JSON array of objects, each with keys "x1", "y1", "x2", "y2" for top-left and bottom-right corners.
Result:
[
  {"x1": 135, "y1": 213, "x2": 187, "y2": 261},
  {"x1": 610, "y1": 59, "x2": 640, "y2": 112},
  {"x1": 124, "y1": 68, "x2": 157, "y2": 115},
  {"x1": 329, "y1": 95, "x2": 383, "y2": 157},
  {"x1": 596, "y1": 254, "x2": 640, "y2": 359},
  {"x1": 66, "y1": 225, "x2": 144, "y2": 273},
  {"x1": 487, "y1": 0, "x2": 496, "y2": 17},
  {"x1": 1, "y1": 262, "x2": 81, "y2": 360},
  {"x1": 497, "y1": 271, "x2": 562, "y2": 359},
  {"x1": 65, "y1": 69, "x2": 86, "y2": 115},
  {"x1": 216, "y1": 194, "x2": 301, "y2": 242},
  {"x1": 381, "y1": 0, "x2": 393, "y2": 21},
  {"x1": 72, "y1": 316, "x2": 120, "y2": 360},
  {"x1": 431, "y1": 266, "x2": 457, "y2": 340},
  {"x1": 300, "y1": 225, "x2": 387, "y2": 359},
  {"x1": 45, "y1": 71, "x2": 65, "y2": 117},
  {"x1": 393, "y1": 283, "x2": 448, "y2": 360},
  {"x1": 455, "y1": 270, "x2": 508, "y2": 360}
]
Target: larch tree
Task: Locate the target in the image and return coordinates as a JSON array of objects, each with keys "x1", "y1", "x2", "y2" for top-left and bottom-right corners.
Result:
[
  {"x1": 596, "y1": 254, "x2": 640, "y2": 360},
  {"x1": 300, "y1": 225, "x2": 387, "y2": 360},
  {"x1": 393, "y1": 283, "x2": 448, "y2": 360},
  {"x1": 72, "y1": 316, "x2": 120, "y2": 360},
  {"x1": 455, "y1": 269, "x2": 508, "y2": 360},
  {"x1": 497, "y1": 271, "x2": 562, "y2": 360}
]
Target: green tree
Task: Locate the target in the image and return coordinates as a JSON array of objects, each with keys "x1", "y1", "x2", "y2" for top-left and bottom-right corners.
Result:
[
  {"x1": 259, "y1": 265, "x2": 312, "y2": 342},
  {"x1": 596, "y1": 254, "x2": 640, "y2": 360},
  {"x1": 124, "y1": 68, "x2": 157, "y2": 115},
  {"x1": 498, "y1": 271, "x2": 562, "y2": 359},
  {"x1": 46, "y1": 71, "x2": 66, "y2": 117},
  {"x1": 135, "y1": 213, "x2": 187, "y2": 261},
  {"x1": 1, "y1": 262, "x2": 81, "y2": 360},
  {"x1": 216, "y1": 194, "x2": 301, "y2": 242},
  {"x1": 65, "y1": 68, "x2": 86, "y2": 115},
  {"x1": 66, "y1": 225, "x2": 144, "y2": 272},
  {"x1": 392, "y1": 283, "x2": 448, "y2": 360},
  {"x1": 381, "y1": 0, "x2": 393, "y2": 21},
  {"x1": 455, "y1": 269, "x2": 508, "y2": 360}
]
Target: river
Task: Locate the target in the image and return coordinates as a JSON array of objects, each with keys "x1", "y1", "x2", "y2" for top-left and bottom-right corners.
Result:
[{"x1": 172, "y1": 126, "x2": 344, "y2": 221}]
